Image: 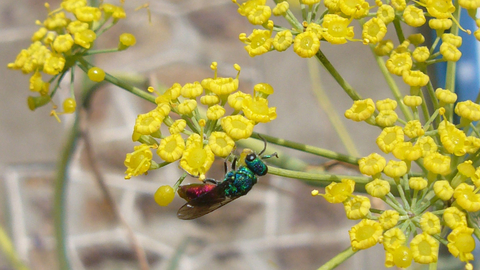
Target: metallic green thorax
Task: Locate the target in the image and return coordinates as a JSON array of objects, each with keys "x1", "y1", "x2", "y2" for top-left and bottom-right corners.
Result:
[{"x1": 223, "y1": 166, "x2": 257, "y2": 197}]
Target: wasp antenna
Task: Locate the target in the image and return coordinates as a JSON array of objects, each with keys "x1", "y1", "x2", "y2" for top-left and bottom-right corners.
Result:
[
  {"x1": 258, "y1": 134, "x2": 268, "y2": 156},
  {"x1": 204, "y1": 178, "x2": 220, "y2": 185}
]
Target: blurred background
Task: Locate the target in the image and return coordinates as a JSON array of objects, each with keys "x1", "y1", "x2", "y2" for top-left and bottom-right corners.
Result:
[{"x1": 0, "y1": 0, "x2": 411, "y2": 269}]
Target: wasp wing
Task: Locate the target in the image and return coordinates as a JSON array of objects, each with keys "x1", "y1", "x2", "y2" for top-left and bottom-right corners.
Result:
[{"x1": 177, "y1": 196, "x2": 241, "y2": 220}]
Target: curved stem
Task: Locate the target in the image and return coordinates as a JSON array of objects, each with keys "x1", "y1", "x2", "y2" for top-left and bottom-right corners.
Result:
[
  {"x1": 0, "y1": 225, "x2": 30, "y2": 270},
  {"x1": 315, "y1": 49, "x2": 363, "y2": 101},
  {"x1": 252, "y1": 132, "x2": 360, "y2": 165},
  {"x1": 77, "y1": 58, "x2": 156, "y2": 103},
  {"x1": 317, "y1": 246, "x2": 357, "y2": 270}
]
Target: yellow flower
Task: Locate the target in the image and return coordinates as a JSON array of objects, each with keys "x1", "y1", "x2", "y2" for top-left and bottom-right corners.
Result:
[
  {"x1": 209, "y1": 64, "x2": 240, "y2": 96},
  {"x1": 454, "y1": 183, "x2": 480, "y2": 212},
  {"x1": 374, "y1": 39, "x2": 394, "y2": 56},
  {"x1": 379, "y1": 210, "x2": 399, "y2": 230},
  {"x1": 435, "y1": 88, "x2": 457, "y2": 104},
  {"x1": 134, "y1": 111, "x2": 164, "y2": 135},
  {"x1": 412, "y1": 46, "x2": 430, "y2": 62},
  {"x1": 247, "y1": 5, "x2": 271, "y2": 25},
  {"x1": 228, "y1": 91, "x2": 250, "y2": 111},
  {"x1": 206, "y1": 105, "x2": 226, "y2": 120},
  {"x1": 429, "y1": 18, "x2": 453, "y2": 31},
  {"x1": 124, "y1": 144, "x2": 153, "y2": 179},
  {"x1": 375, "y1": 110, "x2": 398, "y2": 127},
  {"x1": 391, "y1": 246, "x2": 413, "y2": 268},
  {"x1": 181, "y1": 82, "x2": 203, "y2": 99},
  {"x1": 242, "y1": 29, "x2": 273, "y2": 57},
  {"x1": 392, "y1": 141, "x2": 422, "y2": 161},
  {"x1": 236, "y1": 0, "x2": 267, "y2": 17},
  {"x1": 402, "y1": 70, "x2": 430, "y2": 87},
  {"x1": 440, "y1": 42, "x2": 462, "y2": 62},
  {"x1": 420, "y1": 212, "x2": 441, "y2": 235},
  {"x1": 383, "y1": 160, "x2": 407, "y2": 178},
  {"x1": 442, "y1": 33, "x2": 462, "y2": 47},
  {"x1": 31, "y1": 27, "x2": 47, "y2": 42},
  {"x1": 377, "y1": 5, "x2": 395, "y2": 24},
  {"x1": 410, "y1": 233, "x2": 439, "y2": 264},
  {"x1": 221, "y1": 115, "x2": 255, "y2": 140},
  {"x1": 455, "y1": 100, "x2": 480, "y2": 122},
  {"x1": 74, "y1": 29, "x2": 96, "y2": 49},
  {"x1": 344, "y1": 195, "x2": 371, "y2": 220},
  {"x1": 391, "y1": 0, "x2": 406, "y2": 10},
  {"x1": 339, "y1": 0, "x2": 370, "y2": 18},
  {"x1": 434, "y1": 180, "x2": 454, "y2": 200},
  {"x1": 459, "y1": 0, "x2": 480, "y2": 9},
  {"x1": 360, "y1": 153, "x2": 386, "y2": 177},
  {"x1": 177, "y1": 99, "x2": 197, "y2": 115},
  {"x1": 438, "y1": 120, "x2": 468, "y2": 156},
  {"x1": 321, "y1": 14, "x2": 354, "y2": 45},
  {"x1": 386, "y1": 52, "x2": 412, "y2": 76},
  {"x1": 443, "y1": 207, "x2": 467, "y2": 229},
  {"x1": 362, "y1": 18, "x2": 387, "y2": 44},
  {"x1": 43, "y1": 53, "x2": 66, "y2": 75},
  {"x1": 293, "y1": 31, "x2": 320, "y2": 58},
  {"x1": 272, "y1": 2, "x2": 289, "y2": 16},
  {"x1": 409, "y1": 177, "x2": 428, "y2": 190},
  {"x1": 74, "y1": 6, "x2": 101, "y2": 22},
  {"x1": 169, "y1": 119, "x2": 186, "y2": 134},
  {"x1": 154, "y1": 185, "x2": 175, "y2": 206},
  {"x1": 179, "y1": 134, "x2": 215, "y2": 179},
  {"x1": 403, "y1": 5, "x2": 426, "y2": 27},
  {"x1": 43, "y1": 11, "x2": 70, "y2": 30},
  {"x1": 349, "y1": 219, "x2": 383, "y2": 250},
  {"x1": 324, "y1": 0, "x2": 341, "y2": 12},
  {"x1": 208, "y1": 132, "x2": 235, "y2": 157},
  {"x1": 404, "y1": 120, "x2": 424, "y2": 138},
  {"x1": 344, "y1": 98, "x2": 375, "y2": 122},
  {"x1": 242, "y1": 96, "x2": 277, "y2": 123},
  {"x1": 447, "y1": 226, "x2": 475, "y2": 262},
  {"x1": 254, "y1": 83, "x2": 274, "y2": 98},
  {"x1": 426, "y1": 0, "x2": 455, "y2": 19},
  {"x1": 365, "y1": 178, "x2": 390, "y2": 197},
  {"x1": 416, "y1": 136, "x2": 438, "y2": 157},
  {"x1": 29, "y1": 71, "x2": 49, "y2": 94},
  {"x1": 200, "y1": 94, "x2": 220, "y2": 106},
  {"x1": 273, "y1": 30, "x2": 293, "y2": 51},
  {"x1": 62, "y1": 0, "x2": 87, "y2": 12},
  {"x1": 376, "y1": 99, "x2": 397, "y2": 111},
  {"x1": 383, "y1": 228, "x2": 406, "y2": 250},
  {"x1": 376, "y1": 126, "x2": 404, "y2": 153},
  {"x1": 319, "y1": 179, "x2": 355, "y2": 203},
  {"x1": 53, "y1": 34, "x2": 74, "y2": 53},
  {"x1": 157, "y1": 134, "x2": 185, "y2": 162},
  {"x1": 101, "y1": 3, "x2": 126, "y2": 19},
  {"x1": 67, "y1": 21, "x2": 89, "y2": 34},
  {"x1": 403, "y1": 95, "x2": 423, "y2": 107}
]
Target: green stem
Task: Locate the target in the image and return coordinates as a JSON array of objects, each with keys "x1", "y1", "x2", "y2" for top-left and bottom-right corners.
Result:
[
  {"x1": 77, "y1": 58, "x2": 156, "y2": 103},
  {"x1": 54, "y1": 111, "x2": 79, "y2": 270},
  {"x1": 392, "y1": 19, "x2": 405, "y2": 43},
  {"x1": 315, "y1": 50, "x2": 363, "y2": 101},
  {"x1": 317, "y1": 246, "x2": 357, "y2": 270},
  {"x1": 307, "y1": 58, "x2": 360, "y2": 157},
  {"x1": 0, "y1": 225, "x2": 30, "y2": 270},
  {"x1": 251, "y1": 132, "x2": 359, "y2": 165},
  {"x1": 444, "y1": 1, "x2": 460, "y2": 121},
  {"x1": 83, "y1": 48, "x2": 120, "y2": 55}
]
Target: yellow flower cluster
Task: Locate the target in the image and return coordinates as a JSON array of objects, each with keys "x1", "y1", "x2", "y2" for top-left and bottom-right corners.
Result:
[
  {"x1": 316, "y1": 92, "x2": 480, "y2": 268},
  {"x1": 124, "y1": 62, "x2": 276, "y2": 180},
  {"x1": 232, "y1": 0, "x2": 472, "y2": 60},
  {"x1": 7, "y1": 0, "x2": 130, "y2": 120}
]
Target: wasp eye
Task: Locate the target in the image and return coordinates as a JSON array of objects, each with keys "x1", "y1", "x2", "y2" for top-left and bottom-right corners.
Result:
[{"x1": 246, "y1": 153, "x2": 256, "y2": 161}]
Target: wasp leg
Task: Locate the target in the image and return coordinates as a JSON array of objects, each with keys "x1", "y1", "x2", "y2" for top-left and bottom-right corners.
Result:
[
  {"x1": 203, "y1": 178, "x2": 220, "y2": 185},
  {"x1": 262, "y1": 152, "x2": 278, "y2": 160}
]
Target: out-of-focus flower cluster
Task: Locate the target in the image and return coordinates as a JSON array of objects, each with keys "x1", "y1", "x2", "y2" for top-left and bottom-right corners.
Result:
[
  {"x1": 7, "y1": 0, "x2": 133, "y2": 120},
  {"x1": 124, "y1": 62, "x2": 277, "y2": 180}
]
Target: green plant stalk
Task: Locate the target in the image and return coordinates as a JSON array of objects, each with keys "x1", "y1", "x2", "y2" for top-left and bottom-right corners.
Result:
[
  {"x1": 0, "y1": 225, "x2": 30, "y2": 270},
  {"x1": 307, "y1": 58, "x2": 361, "y2": 157},
  {"x1": 77, "y1": 58, "x2": 156, "y2": 104},
  {"x1": 252, "y1": 132, "x2": 359, "y2": 165},
  {"x1": 315, "y1": 49, "x2": 363, "y2": 101},
  {"x1": 317, "y1": 246, "x2": 357, "y2": 270},
  {"x1": 269, "y1": 166, "x2": 372, "y2": 184},
  {"x1": 445, "y1": 1, "x2": 460, "y2": 122},
  {"x1": 54, "y1": 112, "x2": 79, "y2": 270}
]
